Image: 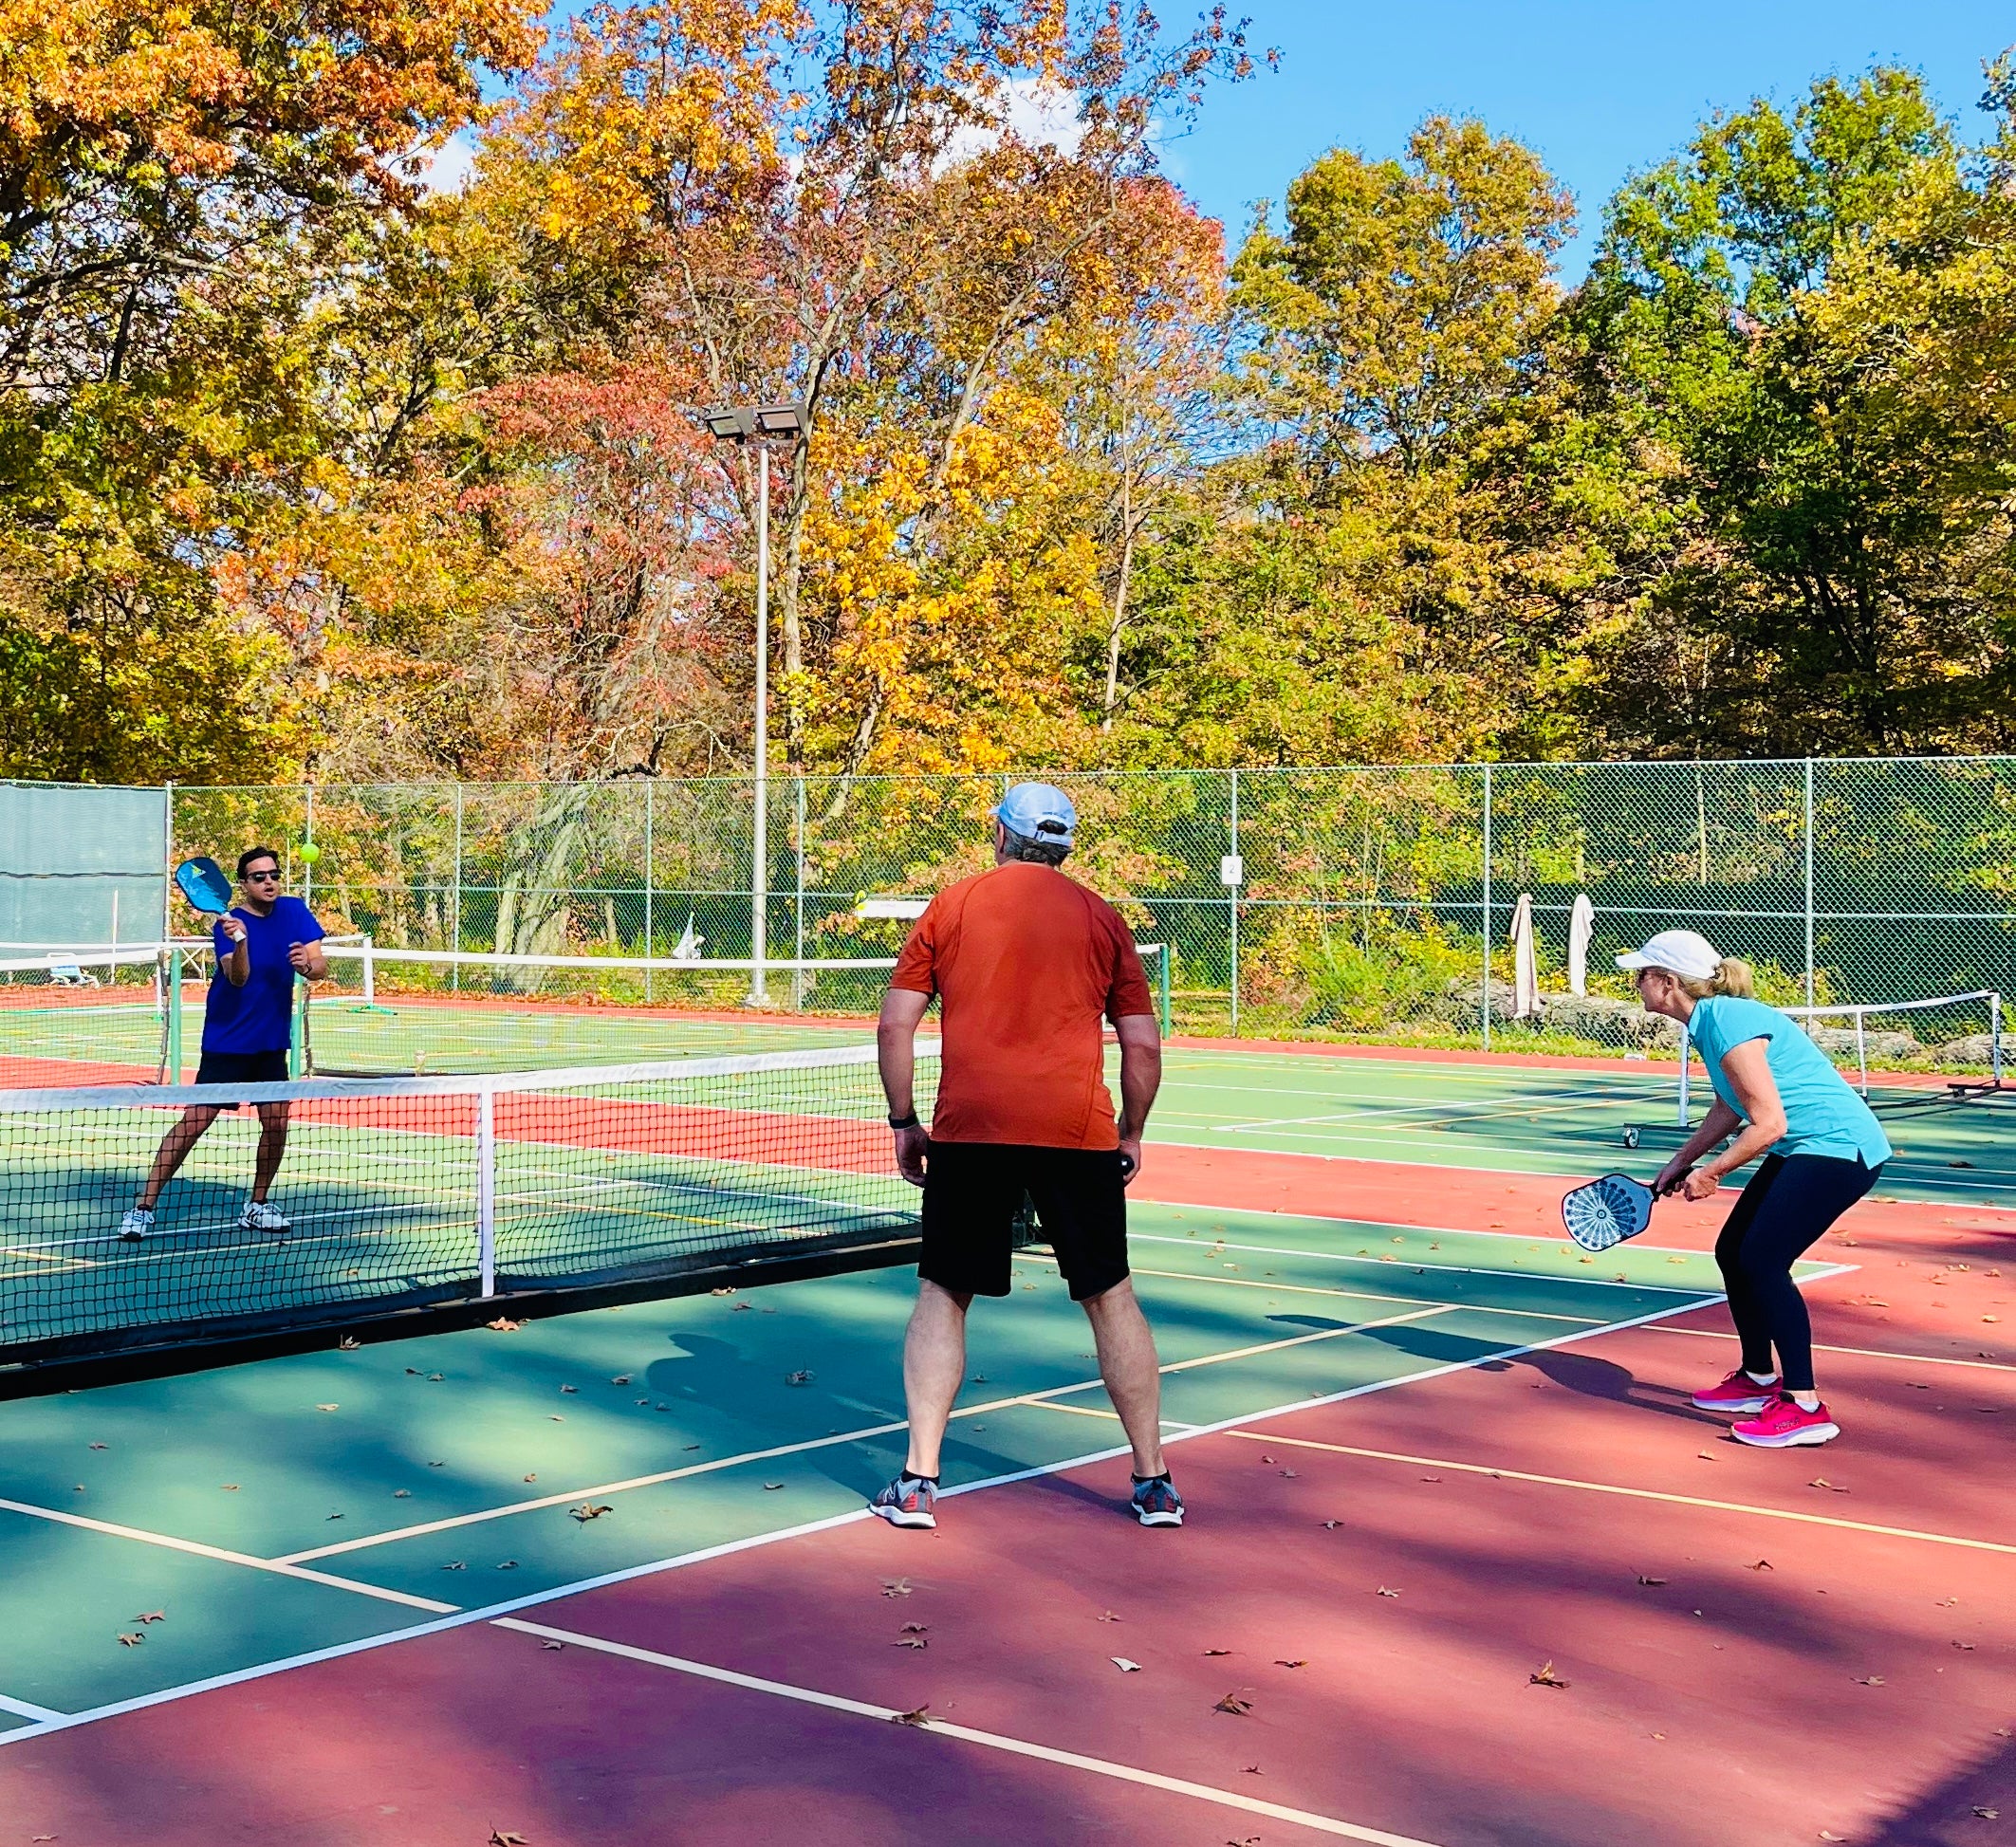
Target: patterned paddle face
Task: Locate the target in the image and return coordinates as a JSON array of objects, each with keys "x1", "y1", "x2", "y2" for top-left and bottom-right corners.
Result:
[{"x1": 1561, "y1": 1173, "x2": 1655, "y2": 1251}]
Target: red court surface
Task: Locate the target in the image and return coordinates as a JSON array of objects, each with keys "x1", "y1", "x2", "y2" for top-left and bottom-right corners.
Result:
[{"x1": 2, "y1": 1132, "x2": 2008, "y2": 1847}]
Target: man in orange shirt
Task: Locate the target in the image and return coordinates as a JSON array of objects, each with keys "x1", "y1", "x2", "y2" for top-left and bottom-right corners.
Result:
[{"x1": 871, "y1": 783, "x2": 1179, "y2": 1531}]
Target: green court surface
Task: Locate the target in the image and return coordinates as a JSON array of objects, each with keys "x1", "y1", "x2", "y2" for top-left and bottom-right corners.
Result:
[
  {"x1": 1146, "y1": 1048, "x2": 2016, "y2": 1208},
  {"x1": 0, "y1": 1201, "x2": 1753, "y2": 1726}
]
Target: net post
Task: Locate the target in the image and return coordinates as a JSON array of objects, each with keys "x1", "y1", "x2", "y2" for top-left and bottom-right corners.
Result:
[
  {"x1": 1156, "y1": 941, "x2": 1172, "y2": 1038},
  {"x1": 163, "y1": 948, "x2": 183, "y2": 1084},
  {"x1": 1854, "y1": 1008, "x2": 1868, "y2": 1098},
  {"x1": 361, "y1": 936, "x2": 376, "y2": 1007},
  {"x1": 1676, "y1": 1020, "x2": 1690, "y2": 1129},
  {"x1": 290, "y1": 977, "x2": 305, "y2": 1079},
  {"x1": 1995, "y1": 992, "x2": 2005, "y2": 1087},
  {"x1": 476, "y1": 1081, "x2": 497, "y2": 1298}
]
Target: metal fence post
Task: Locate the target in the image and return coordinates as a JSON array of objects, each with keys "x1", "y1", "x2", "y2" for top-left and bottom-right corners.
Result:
[
  {"x1": 1481, "y1": 763, "x2": 1493, "y2": 1050},
  {"x1": 1803, "y1": 758, "x2": 1816, "y2": 1008},
  {"x1": 643, "y1": 778, "x2": 655, "y2": 1003},
  {"x1": 161, "y1": 780, "x2": 176, "y2": 945},
  {"x1": 1228, "y1": 768, "x2": 1240, "y2": 1037},
  {"x1": 451, "y1": 783, "x2": 465, "y2": 991},
  {"x1": 793, "y1": 776, "x2": 808, "y2": 1008}
]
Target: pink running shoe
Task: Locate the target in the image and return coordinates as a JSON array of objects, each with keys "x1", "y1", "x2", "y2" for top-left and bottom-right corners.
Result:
[
  {"x1": 1731, "y1": 1394, "x2": 1840, "y2": 1449},
  {"x1": 1691, "y1": 1368, "x2": 1778, "y2": 1414}
]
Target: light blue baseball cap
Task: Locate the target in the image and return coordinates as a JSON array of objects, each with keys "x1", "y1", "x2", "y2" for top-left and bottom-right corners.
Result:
[{"x1": 994, "y1": 782, "x2": 1077, "y2": 848}]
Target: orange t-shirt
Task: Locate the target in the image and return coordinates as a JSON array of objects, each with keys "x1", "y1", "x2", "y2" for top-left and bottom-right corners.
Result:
[{"x1": 890, "y1": 861, "x2": 1155, "y2": 1149}]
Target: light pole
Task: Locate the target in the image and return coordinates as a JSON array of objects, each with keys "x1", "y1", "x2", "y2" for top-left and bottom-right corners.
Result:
[{"x1": 702, "y1": 400, "x2": 806, "y2": 1007}]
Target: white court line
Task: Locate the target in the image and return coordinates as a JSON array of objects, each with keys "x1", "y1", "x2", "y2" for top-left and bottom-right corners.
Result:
[
  {"x1": 0, "y1": 1498, "x2": 457, "y2": 1613},
  {"x1": 277, "y1": 1302, "x2": 1452, "y2": 1563},
  {"x1": 1221, "y1": 1431, "x2": 2016, "y2": 1556},
  {"x1": 1648, "y1": 1324, "x2": 2016, "y2": 1374},
  {"x1": 493, "y1": 1617, "x2": 1443, "y2": 1846},
  {"x1": 0, "y1": 1691, "x2": 64, "y2": 1723},
  {"x1": 0, "y1": 1292, "x2": 1712, "y2": 1752}
]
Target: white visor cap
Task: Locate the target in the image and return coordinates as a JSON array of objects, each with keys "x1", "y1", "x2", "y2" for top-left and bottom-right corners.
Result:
[
  {"x1": 1616, "y1": 929, "x2": 1723, "y2": 982},
  {"x1": 993, "y1": 782, "x2": 1077, "y2": 849}
]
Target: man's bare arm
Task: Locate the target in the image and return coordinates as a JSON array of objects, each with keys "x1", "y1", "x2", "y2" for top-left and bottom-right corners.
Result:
[
  {"x1": 878, "y1": 988, "x2": 933, "y2": 1186},
  {"x1": 1113, "y1": 1012, "x2": 1161, "y2": 1184}
]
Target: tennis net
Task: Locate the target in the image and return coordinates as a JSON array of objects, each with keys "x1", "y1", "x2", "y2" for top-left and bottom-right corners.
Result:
[
  {"x1": 0, "y1": 947, "x2": 172, "y2": 1086},
  {"x1": 0, "y1": 1042, "x2": 937, "y2": 1367}
]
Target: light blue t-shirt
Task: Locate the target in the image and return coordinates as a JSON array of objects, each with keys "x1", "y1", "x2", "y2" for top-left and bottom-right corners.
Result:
[{"x1": 1687, "y1": 995, "x2": 1891, "y2": 1168}]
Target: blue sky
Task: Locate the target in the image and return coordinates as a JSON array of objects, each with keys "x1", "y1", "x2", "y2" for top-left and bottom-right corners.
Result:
[{"x1": 1160, "y1": 1, "x2": 2015, "y2": 272}]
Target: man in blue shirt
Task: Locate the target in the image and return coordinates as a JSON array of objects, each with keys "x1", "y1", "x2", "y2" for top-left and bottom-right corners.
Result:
[{"x1": 120, "y1": 847, "x2": 328, "y2": 1242}]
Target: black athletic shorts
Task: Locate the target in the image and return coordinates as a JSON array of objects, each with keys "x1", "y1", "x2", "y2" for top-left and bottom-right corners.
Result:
[
  {"x1": 194, "y1": 1048, "x2": 290, "y2": 1100},
  {"x1": 920, "y1": 1141, "x2": 1130, "y2": 1302}
]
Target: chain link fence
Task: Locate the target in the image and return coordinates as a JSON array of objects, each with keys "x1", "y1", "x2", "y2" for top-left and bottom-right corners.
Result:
[{"x1": 129, "y1": 759, "x2": 2013, "y2": 1063}]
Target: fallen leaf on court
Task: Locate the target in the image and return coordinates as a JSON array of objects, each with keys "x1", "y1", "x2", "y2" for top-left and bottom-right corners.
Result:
[
  {"x1": 1274, "y1": 1658, "x2": 1305, "y2": 1669},
  {"x1": 88, "y1": 1442, "x2": 106, "y2": 1450},
  {"x1": 1258, "y1": 1454, "x2": 1274, "y2": 1463},
  {"x1": 731, "y1": 1302, "x2": 752, "y2": 1312},
  {"x1": 443, "y1": 1561, "x2": 466, "y2": 1571},
  {"x1": 612, "y1": 1375, "x2": 631, "y2": 1385},
  {"x1": 881, "y1": 1579, "x2": 914, "y2": 1598},
  {"x1": 1213, "y1": 1692, "x2": 1253, "y2": 1715},
  {"x1": 427, "y1": 1374, "x2": 444, "y2": 1382},
  {"x1": 1696, "y1": 1451, "x2": 1715, "y2": 1460},
  {"x1": 1637, "y1": 1575, "x2": 1667, "y2": 1586},
  {"x1": 892, "y1": 1705, "x2": 932, "y2": 1727},
  {"x1": 1809, "y1": 1479, "x2": 1849, "y2": 1492},
  {"x1": 1529, "y1": 1662, "x2": 1570, "y2": 1689},
  {"x1": 710, "y1": 1286, "x2": 736, "y2": 1296},
  {"x1": 900, "y1": 1621, "x2": 928, "y2": 1634},
  {"x1": 1853, "y1": 1675, "x2": 1884, "y2": 1686},
  {"x1": 428, "y1": 1460, "x2": 445, "y2": 1468},
  {"x1": 117, "y1": 1633, "x2": 142, "y2": 1646},
  {"x1": 636, "y1": 1399, "x2": 649, "y2": 1407},
  {"x1": 72, "y1": 1485, "x2": 83, "y2": 1492},
  {"x1": 496, "y1": 1561, "x2": 519, "y2": 1570},
  {"x1": 1243, "y1": 1764, "x2": 1262, "y2": 1774},
  {"x1": 220, "y1": 1484, "x2": 239, "y2": 1491},
  {"x1": 1748, "y1": 1560, "x2": 1774, "y2": 1571},
  {"x1": 486, "y1": 1319, "x2": 523, "y2": 1332},
  {"x1": 489, "y1": 1833, "x2": 528, "y2": 1845},
  {"x1": 1377, "y1": 1587, "x2": 1400, "y2": 1598},
  {"x1": 569, "y1": 1504, "x2": 613, "y2": 1523},
  {"x1": 1937, "y1": 1597, "x2": 1958, "y2": 1606},
  {"x1": 894, "y1": 1633, "x2": 929, "y2": 1649},
  {"x1": 1973, "y1": 1807, "x2": 2000, "y2": 1819},
  {"x1": 1097, "y1": 1611, "x2": 1122, "y2": 1622},
  {"x1": 393, "y1": 1489, "x2": 411, "y2": 1499},
  {"x1": 339, "y1": 1337, "x2": 360, "y2": 1350},
  {"x1": 1820, "y1": 1833, "x2": 1847, "y2": 1841},
  {"x1": 786, "y1": 1371, "x2": 814, "y2": 1385},
  {"x1": 1953, "y1": 1640, "x2": 1976, "y2": 1650},
  {"x1": 682, "y1": 1443, "x2": 699, "y2": 1450},
  {"x1": 1278, "y1": 1468, "x2": 1298, "y2": 1479},
  {"x1": 560, "y1": 1384, "x2": 577, "y2": 1394},
  {"x1": 133, "y1": 1611, "x2": 164, "y2": 1624},
  {"x1": 1111, "y1": 1657, "x2": 1140, "y2": 1672},
  {"x1": 1322, "y1": 1520, "x2": 1340, "y2": 1530},
  {"x1": 524, "y1": 1473, "x2": 537, "y2": 1482},
  {"x1": 549, "y1": 1415, "x2": 564, "y2": 1423},
  {"x1": 542, "y1": 1641, "x2": 564, "y2": 1651},
  {"x1": 1419, "y1": 1475, "x2": 1440, "y2": 1483},
  {"x1": 315, "y1": 1403, "x2": 339, "y2": 1413},
  {"x1": 1204, "y1": 1648, "x2": 1231, "y2": 1656},
  {"x1": 763, "y1": 1481, "x2": 784, "y2": 1490},
  {"x1": 325, "y1": 1512, "x2": 343, "y2": 1521},
  {"x1": 1651, "y1": 1731, "x2": 1665, "y2": 1740}
]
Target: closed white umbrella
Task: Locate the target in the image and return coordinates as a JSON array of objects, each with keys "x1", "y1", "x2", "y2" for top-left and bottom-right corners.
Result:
[{"x1": 1567, "y1": 893, "x2": 1595, "y2": 997}]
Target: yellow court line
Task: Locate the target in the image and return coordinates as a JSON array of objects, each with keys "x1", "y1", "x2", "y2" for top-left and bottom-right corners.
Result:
[
  {"x1": 1647, "y1": 1323, "x2": 2016, "y2": 1374},
  {"x1": 493, "y1": 1618, "x2": 1445, "y2": 1847},
  {"x1": 0, "y1": 1497, "x2": 459, "y2": 1611},
  {"x1": 1217, "y1": 1431, "x2": 2016, "y2": 1555},
  {"x1": 1026, "y1": 1399, "x2": 1195, "y2": 1431}
]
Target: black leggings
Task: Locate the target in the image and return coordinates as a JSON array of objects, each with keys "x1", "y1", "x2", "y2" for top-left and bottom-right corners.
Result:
[{"x1": 1715, "y1": 1153, "x2": 1880, "y2": 1393}]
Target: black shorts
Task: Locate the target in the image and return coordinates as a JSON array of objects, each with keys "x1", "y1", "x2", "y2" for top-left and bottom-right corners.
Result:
[
  {"x1": 194, "y1": 1048, "x2": 290, "y2": 1100},
  {"x1": 920, "y1": 1142, "x2": 1129, "y2": 1302}
]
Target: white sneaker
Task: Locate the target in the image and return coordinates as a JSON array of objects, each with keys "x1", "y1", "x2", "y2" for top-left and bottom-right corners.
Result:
[
  {"x1": 239, "y1": 1200, "x2": 290, "y2": 1234},
  {"x1": 119, "y1": 1207, "x2": 154, "y2": 1244}
]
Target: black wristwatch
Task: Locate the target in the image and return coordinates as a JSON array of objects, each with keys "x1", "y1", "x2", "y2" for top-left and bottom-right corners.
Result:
[{"x1": 888, "y1": 1111, "x2": 920, "y2": 1131}]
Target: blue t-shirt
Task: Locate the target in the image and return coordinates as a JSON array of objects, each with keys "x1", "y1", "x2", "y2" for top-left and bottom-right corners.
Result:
[
  {"x1": 1687, "y1": 995, "x2": 1892, "y2": 1168},
  {"x1": 203, "y1": 896, "x2": 325, "y2": 1054}
]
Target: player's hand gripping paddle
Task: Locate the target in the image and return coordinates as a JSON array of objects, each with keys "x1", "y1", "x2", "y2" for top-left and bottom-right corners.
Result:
[
  {"x1": 174, "y1": 857, "x2": 233, "y2": 915},
  {"x1": 1561, "y1": 1173, "x2": 1657, "y2": 1252}
]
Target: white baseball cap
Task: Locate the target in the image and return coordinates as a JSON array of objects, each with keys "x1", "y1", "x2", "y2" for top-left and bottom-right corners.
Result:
[
  {"x1": 993, "y1": 782, "x2": 1076, "y2": 847},
  {"x1": 1616, "y1": 929, "x2": 1722, "y2": 981}
]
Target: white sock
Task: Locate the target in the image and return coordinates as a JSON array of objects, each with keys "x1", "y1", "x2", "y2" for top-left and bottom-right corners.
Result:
[
  {"x1": 1745, "y1": 1370, "x2": 1779, "y2": 1386},
  {"x1": 1791, "y1": 1392, "x2": 1821, "y2": 1412}
]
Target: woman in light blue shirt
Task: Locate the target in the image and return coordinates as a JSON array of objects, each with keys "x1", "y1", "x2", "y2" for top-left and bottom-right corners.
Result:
[{"x1": 1620, "y1": 930, "x2": 1889, "y2": 1451}]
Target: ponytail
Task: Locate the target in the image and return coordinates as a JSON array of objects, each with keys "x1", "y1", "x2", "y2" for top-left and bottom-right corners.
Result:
[{"x1": 1675, "y1": 956, "x2": 1756, "y2": 1002}]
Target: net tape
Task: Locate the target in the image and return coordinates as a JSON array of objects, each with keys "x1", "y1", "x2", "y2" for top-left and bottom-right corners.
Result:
[{"x1": 0, "y1": 1042, "x2": 938, "y2": 1364}]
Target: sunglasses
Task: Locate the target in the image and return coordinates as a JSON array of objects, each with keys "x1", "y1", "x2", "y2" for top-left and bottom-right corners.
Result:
[{"x1": 243, "y1": 868, "x2": 282, "y2": 882}]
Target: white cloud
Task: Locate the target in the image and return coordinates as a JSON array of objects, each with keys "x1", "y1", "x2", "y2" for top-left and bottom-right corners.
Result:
[
  {"x1": 406, "y1": 131, "x2": 478, "y2": 195},
  {"x1": 937, "y1": 78, "x2": 1085, "y2": 171}
]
